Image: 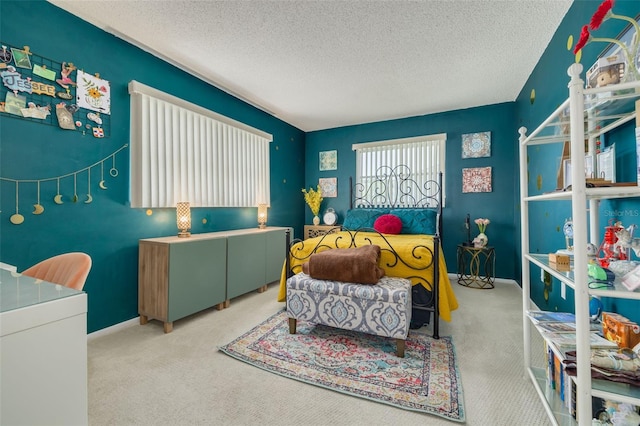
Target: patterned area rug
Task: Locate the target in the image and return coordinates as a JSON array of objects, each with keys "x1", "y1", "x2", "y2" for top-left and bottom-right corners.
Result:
[{"x1": 219, "y1": 310, "x2": 465, "y2": 422}]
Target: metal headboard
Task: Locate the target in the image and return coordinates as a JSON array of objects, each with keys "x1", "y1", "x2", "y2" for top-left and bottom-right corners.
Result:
[{"x1": 349, "y1": 165, "x2": 443, "y2": 238}]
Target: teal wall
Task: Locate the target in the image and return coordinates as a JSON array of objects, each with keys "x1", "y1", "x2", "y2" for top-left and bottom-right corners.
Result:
[
  {"x1": 304, "y1": 0, "x2": 640, "y2": 322},
  {"x1": 3, "y1": 0, "x2": 639, "y2": 331},
  {"x1": 0, "y1": 1, "x2": 305, "y2": 332},
  {"x1": 514, "y1": 0, "x2": 640, "y2": 321},
  {"x1": 304, "y1": 103, "x2": 518, "y2": 279}
]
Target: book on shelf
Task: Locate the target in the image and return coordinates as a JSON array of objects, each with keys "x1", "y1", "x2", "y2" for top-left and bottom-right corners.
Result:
[
  {"x1": 543, "y1": 331, "x2": 618, "y2": 349},
  {"x1": 527, "y1": 310, "x2": 576, "y2": 323},
  {"x1": 536, "y1": 321, "x2": 601, "y2": 334}
]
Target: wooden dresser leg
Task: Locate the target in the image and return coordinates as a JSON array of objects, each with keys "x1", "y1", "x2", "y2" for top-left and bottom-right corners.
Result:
[
  {"x1": 396, "y1": 339, "x2": 405, "y2": 358},
  {"x1": 288, "y1": 318, "x2": 297, "y2": 334},
  {"x1": 139, "y1": 315, "x2": 148, "y2": 325},
  {"x1": 224, "y1": 300, "x2": 230, "y2": 308},
  {"x1": 163, "y1": 322, "x2": 173, "y2": 333}
]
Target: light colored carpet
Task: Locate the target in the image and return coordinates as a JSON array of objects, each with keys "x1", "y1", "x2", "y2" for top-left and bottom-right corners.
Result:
[
  {"x1": 88, "y1": 276, "x2": 550, "y2": 425},
  {"x1": 219, "y1": 311, "x2": 465, "y2": 421}
]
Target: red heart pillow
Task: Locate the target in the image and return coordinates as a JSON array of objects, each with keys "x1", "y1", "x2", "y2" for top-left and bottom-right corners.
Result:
[{"x1": 373, "y1": 214, "x2": 402, "y2": 234}]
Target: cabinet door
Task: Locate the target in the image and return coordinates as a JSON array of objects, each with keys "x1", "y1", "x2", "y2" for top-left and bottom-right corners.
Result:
[
  {"x1": 265, "y1": 229, "x2": 286, "y2": 283},
  {"x1": 168, "y1": 238, "x2": 226, "y2": 322},
  {"x1": 227, "y1": 233, "x2": 266, "y2": 299}
]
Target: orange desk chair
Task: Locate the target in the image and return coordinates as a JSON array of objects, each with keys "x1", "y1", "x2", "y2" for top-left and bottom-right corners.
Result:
[{"x1": 22, "y1": 252, "x2": 92, "y2": 291}]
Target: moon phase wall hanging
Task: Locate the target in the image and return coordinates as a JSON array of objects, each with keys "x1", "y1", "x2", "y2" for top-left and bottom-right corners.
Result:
[
  {"x1": 0, "y1": 144, "x2": 128, "y2": 225},
  {"x1": 0, "y1": 41, "x2": 111, "y2": 138}
]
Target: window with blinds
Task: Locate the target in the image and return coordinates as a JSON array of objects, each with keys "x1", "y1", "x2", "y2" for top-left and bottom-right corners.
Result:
[
  {"x1": 128, "y1": 80, "x2": 272, "y2": 209},
  {"x1": 352, "y1": 134, "x2": 446, "y2": 206}
]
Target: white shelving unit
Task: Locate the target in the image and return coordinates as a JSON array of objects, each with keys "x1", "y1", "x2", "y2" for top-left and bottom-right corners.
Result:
[{"x1": 519, "y1": 63, "x2": 640, "y2": 425}]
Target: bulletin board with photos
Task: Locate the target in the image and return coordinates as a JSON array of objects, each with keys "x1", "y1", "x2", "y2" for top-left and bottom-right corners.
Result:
[{"x1": 0, "y1": 42, "x2": 111, "y2": 138}]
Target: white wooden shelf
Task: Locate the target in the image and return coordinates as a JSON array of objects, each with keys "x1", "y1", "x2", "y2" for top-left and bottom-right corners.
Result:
[
  {"x1": 526, "y1": 254, "x2": 640, "y2": 300},
  {"x1": 519, "y1": 64, "x2": 640, "y2": 425},
  {"x1": 524, "y1": 186, "x2": 640, "y2": 202}
]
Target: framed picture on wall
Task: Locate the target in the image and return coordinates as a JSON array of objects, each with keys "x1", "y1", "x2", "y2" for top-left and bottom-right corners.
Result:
[
  {"x1": 319, "y1": 177, "x2": 337, "y2": 197},
  {"x1": 462, "y1": 167, "x2": 492, "y2": 193},
  {"x1": 319, "y1": 150, "x2": 337, "y2": 171},
  {"x1": 461, "y1": 131, "x2": 491, "y2": 158}
]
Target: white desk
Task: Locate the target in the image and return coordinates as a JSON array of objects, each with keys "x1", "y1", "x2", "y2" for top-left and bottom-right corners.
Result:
[{"x1": 0, "y1": 269, "x2": 88, "y2": 425}]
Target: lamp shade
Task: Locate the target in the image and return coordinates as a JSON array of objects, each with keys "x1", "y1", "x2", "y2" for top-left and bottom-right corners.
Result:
[
  {"x1": 258, "y1": 204, "x2": 268, "y2": 229},
  {"x1": 176, "y1": 202, "x2": 191, "y2": 237}
]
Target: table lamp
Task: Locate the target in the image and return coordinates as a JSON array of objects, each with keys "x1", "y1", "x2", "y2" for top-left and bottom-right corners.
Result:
[
  {"x1": 176, "y1": 202, "x2": 191, "y2": 237},
  {"x1": 258, "y1": 204, "x2": 268, "y2": 229}
]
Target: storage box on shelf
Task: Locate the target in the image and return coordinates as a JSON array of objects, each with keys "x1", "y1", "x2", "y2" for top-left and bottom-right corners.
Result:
[{"x1": 519, "y1": 63, "x2": 640, "y2": 425}]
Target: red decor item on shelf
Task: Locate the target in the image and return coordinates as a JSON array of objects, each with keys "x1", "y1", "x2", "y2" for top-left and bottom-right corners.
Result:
[{"x1": 598, "y1": 221, "x2": 626, "y2": 267}]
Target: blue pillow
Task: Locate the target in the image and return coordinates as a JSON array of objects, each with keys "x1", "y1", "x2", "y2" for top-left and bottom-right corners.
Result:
[
  {"x1": 389, "y1": 208, "x2": 438, "y2": 234},
  {"x1": 342, "y1": 208, "x2": 389, "y2": 230}
]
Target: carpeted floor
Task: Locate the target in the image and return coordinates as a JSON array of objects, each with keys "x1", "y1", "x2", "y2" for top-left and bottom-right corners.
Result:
[
  {"x1": 219, "y1": 310, "x2": 465, "y2": 422},
  {"x1": 87, "y1": 276, "x2": 551, "y2": 425}
]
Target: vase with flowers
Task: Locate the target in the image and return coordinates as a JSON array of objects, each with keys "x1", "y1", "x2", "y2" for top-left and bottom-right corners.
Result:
[
  {"x1": 573, "y1": 0, "x2": 640, "y2": 83},
  {"x1": 473, "y1": 218, "x2": 490, "y2": 248},
  {"x1": 302, "y1": 186, "x2": 323, "y2": 225}
]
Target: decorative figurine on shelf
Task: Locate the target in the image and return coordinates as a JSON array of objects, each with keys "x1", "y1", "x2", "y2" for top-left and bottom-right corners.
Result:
[
  {"x1": 596, "y1": 66, "x2": 621, "y2": 87},
  {"x1": 587, "y1": 243, "x2": 599, "y2": 264},
  {"x1": 302, "y1": 186, "x2": 323, "y2": 225},
  {"x1": 613, "y1": 224, "x2": 635, "y2": 255},
  {"x1": 556, "y1": 218, "x2": 576, "y2": 256},
  {"x1": 563, "y1": 218, "x2": 574, "y2": 252},
  {"x1": 598, "y1": 220, "x2": 626, "y2": 267},
  {"x1": 473, "y1": 217, "x2": 490, "y2": 248},
  {"x1": 613, "y1": 223, "x2": 638, "y2": 255}
]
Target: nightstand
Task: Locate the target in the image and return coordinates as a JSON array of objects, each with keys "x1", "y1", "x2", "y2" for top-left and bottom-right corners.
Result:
[
  {"x1": 456, "y1": 244, "x2": 495, "y2": 289},
  {"x1": 304, "y1": 225, "x2": 341, "y2": 239}
]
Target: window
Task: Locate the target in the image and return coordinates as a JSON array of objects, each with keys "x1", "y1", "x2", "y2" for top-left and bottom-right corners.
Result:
[
  {"x1": 128, "y1": 80, "x2": 272, "y2": 209},
  {"x1": 352, "y1": 134, "x2": 446, "y2": 206}
]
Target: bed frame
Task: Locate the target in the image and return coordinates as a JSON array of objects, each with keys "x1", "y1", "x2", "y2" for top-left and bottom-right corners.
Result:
[{"x1": 285, "y1": 165, "x2": 444, "y2": 339}]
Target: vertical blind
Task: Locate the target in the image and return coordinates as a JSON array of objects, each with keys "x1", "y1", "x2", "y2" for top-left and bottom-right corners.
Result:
[
  {"x1": 352, "y1": 134, "x2": 446, "y2": 206},
  {"x1": 128, "y1": 81, "x2": 272, "y2": 208}
]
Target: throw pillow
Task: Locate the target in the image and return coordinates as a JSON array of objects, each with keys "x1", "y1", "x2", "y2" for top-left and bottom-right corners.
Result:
[{"x1": 373, "y1": 214, "x2": 402, "y2": 234}]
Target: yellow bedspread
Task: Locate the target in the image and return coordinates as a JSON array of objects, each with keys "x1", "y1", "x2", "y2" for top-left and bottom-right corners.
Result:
[{"x1": 277, "y1": 232, "x2": 458, "y2": 321}]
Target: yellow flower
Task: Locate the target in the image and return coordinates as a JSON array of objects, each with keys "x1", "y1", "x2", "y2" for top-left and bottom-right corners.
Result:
[
  {"x1": 302, "y1": 186, "x2": 323, "y2": 216},
  {"x1": 88, "y1": 87, "x2": 102, "y2": 99}
]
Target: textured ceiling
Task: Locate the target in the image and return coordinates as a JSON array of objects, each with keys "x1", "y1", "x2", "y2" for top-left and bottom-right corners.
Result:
[{"x1": 48, "y1": 0, "x2": 573, "y2": 132}]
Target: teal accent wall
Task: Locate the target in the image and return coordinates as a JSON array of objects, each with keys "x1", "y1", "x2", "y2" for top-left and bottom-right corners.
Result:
[
  {"x1": 0, "y1": 1, "x2": 305, "y2": 332},
  {"x1": 3, "y1": 0, "x2": 639, "y2": 332},
  {"x1": 514, "y1": 0, "x2": 640, "y2": 321},
  {"x1": 304, "y1": 103, "x2": 518, "y2": 279},
  {"x1": 303, "y1": 1, "x2": 640, "y2": 322}
]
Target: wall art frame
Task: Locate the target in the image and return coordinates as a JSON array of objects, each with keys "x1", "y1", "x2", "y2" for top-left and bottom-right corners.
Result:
[
  {"x1": 319, "y1": 150, "x2": 337, "y2": 171},
  {"x1": 318, "y1": 177, "x2": 337, "y2": 197},
  {"x1": 461, "y1": 131, "x2": 491, "y2": 159},
  {"x1": 462, "y1": 166, "x2": 492, "y2": 193}
]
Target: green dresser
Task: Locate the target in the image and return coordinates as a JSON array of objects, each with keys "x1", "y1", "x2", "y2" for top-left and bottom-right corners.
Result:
[
  {"x1": 226, "y1": 228, "x2": 287, "y2": 299},
  {"x1": 138, "y1": 227, "x2": 288, "y2": 332}
]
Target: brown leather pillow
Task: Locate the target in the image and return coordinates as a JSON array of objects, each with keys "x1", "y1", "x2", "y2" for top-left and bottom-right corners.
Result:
[{"x1": 301, "y1": 245, "x2": 385, "y2": 284}]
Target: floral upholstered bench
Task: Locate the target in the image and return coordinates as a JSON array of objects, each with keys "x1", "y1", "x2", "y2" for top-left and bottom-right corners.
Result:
[{"x1": 285, "y1": 272, "x2": 412, "y2": 357}]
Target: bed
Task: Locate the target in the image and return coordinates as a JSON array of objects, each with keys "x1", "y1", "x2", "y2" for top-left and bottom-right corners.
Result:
[{"x1": 278, "y1": 165, "x2": 458, "y2": 339}]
